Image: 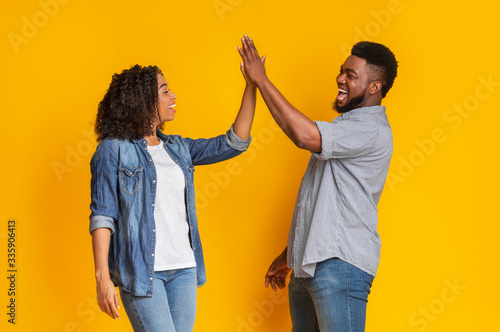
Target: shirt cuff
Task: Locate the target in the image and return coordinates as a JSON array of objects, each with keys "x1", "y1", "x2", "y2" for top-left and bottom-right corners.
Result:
[
  {"x1": 89, "y1": 215, "x2": 116, "y2": 235},
  {"x1": 224, "y1": 125, "x2": 252, "y2": 151},
  {"x1": 311, "y1": 121, "x2": 332, "y2": 160}
]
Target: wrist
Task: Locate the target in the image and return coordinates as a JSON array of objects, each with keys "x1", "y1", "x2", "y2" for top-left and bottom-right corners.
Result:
[
  {"x1": 95, "y1": 271, "x2": 110, "y2": 282},
  {"x1": 255, "y1": 76, "x2": 270, "y2": 89},
  {"x1": 245, "y1": 82, "x2": 257, "y2": 89}
]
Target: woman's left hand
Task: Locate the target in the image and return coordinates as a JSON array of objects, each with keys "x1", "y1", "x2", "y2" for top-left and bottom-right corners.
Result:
[{"x1": 96, "y1": 274, "x2": 121, "y2": 320}]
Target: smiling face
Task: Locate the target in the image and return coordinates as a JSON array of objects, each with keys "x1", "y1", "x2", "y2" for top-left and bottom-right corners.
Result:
[
  {"x1": 156, "y1": 74, "x2": 177, "y2": 125},
  {"x1": 334, "y1": 55, "x2": 381, "y2": 113}
]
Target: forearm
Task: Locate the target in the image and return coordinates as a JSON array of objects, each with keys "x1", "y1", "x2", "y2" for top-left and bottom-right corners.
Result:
[
  {"x1": 92, "y1": 228, "x2": 112, "y2": 280},
  {"x1": 237, "y1": 34, "x2": 320, "y2": 151},
  {"x1": 232, "y1": 84, "x2": 257, "y2": 141},
  {"x1": 257, "y1": 78, "x2": 321, "y2": 152},
  {"x1": 92, "y1": 227, "x2": 121, "y2": 319}
]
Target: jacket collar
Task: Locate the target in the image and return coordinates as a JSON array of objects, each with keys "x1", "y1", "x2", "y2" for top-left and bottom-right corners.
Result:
[{"x1": 130, "y1": 128, "x2": 169, "y2": 145}]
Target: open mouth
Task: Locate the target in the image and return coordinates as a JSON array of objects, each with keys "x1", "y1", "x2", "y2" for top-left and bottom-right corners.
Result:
[
  {"x1": 337, "y1": 88, "x2": 348, "y2": 102},
  {"x1": 167, "y1": 103, "x2": 176, "y2": 110}
]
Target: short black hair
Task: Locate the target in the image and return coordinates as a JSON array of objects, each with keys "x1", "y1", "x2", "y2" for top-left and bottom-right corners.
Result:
[{"x1": 351, "y1": 41, "x2": 398, "y2": 98}]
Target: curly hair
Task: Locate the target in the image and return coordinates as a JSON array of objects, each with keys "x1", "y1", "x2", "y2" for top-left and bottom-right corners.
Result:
[
  {"x1": 95, "y1": 64, "x2": 164, "y2": 141},
  {"x1": 351, "y1": 41, "x2": 398, "y2": 98}
]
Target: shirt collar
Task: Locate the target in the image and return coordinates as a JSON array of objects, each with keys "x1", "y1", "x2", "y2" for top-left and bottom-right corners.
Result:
[{"x1": 340, "y1": 105, "x2": 386, "y2": 120}]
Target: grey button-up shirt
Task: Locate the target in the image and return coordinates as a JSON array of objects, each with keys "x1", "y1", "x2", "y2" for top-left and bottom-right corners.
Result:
[{"x1": 287, "y1": 105, "x2": 393, "y2": 278}]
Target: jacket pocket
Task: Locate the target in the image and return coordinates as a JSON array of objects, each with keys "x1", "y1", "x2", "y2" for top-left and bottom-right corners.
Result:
[{"x1": 119, "y1": 166, "x2": 144, "y2": 195}]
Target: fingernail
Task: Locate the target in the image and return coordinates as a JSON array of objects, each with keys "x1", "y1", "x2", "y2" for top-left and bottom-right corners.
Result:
[{"x1": 244, "y1": 34, "x2": 248, "y2": 37}]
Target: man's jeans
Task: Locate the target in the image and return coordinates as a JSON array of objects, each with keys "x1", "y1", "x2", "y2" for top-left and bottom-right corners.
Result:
[
  {"x1": 120, "y1": 267, "x2": 197, "y2": 332},
  {"x1": 289, "y1": 258, "x2": 374, "y2": 332}
]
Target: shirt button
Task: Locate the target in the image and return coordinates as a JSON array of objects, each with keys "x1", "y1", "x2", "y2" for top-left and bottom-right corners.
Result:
[
  {"x1": 153, "y1": 180, "x2": 156, "y2": 183},
  {"x1": 150, "y1": 277, "x2": 153, "y2": 280},
  {"x1": 152, "y1": 204, "x2": 155, "y2": 207},
  {"x1": 152, "y1": 253, "x2": 154, "y2": 256},
  {"x1": 149, "y1": 159, "x2": 152, "y2": 162}
]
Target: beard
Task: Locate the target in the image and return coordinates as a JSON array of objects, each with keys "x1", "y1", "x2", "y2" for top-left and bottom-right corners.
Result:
[{"x1": 333, "y1": 88, "x2": 367, "y2": 114}]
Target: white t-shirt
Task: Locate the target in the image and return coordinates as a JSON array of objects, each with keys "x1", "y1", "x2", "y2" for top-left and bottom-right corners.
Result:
[{"x1": 147, "y1": 141, "x2": 196, "y2": 271}]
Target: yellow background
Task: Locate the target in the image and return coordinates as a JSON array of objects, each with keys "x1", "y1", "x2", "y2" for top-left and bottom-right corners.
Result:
[{"x1": 1, "y1": 0, "x2": 499, "y2": 331}]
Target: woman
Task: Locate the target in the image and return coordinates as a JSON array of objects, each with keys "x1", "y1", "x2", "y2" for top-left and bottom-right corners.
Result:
[{"x1": 90, "y1": 52, "x2": 263, "y2": 331}]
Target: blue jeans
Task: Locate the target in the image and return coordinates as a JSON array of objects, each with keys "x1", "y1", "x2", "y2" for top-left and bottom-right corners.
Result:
[
  {"x1": 120, "y1": 267, "x2": 197, "y2": 332},
  {"x1": 288, "y1": 258, "x2": 374, "y2": 332}
]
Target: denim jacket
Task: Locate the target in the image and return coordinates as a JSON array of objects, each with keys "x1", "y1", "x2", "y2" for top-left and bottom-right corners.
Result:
[{"x1": 89, "y1": 126, "x2": 250, "y2": 296}]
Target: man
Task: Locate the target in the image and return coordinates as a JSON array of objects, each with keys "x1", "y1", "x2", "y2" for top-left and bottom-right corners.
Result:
[{"x1": 238, "y1": 34, "x2": 398, "y2": 331}]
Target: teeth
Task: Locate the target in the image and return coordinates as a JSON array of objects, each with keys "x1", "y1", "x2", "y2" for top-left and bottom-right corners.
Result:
[
  {"x1": 168, "y1": 104, "x2": 176, "y2": 109},
  {"x1": 338, "y1": 88, "x2": 348, "y2": 94}
]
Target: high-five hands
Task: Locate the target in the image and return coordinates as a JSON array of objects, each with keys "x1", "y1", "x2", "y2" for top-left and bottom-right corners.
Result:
[{"x1": 238, "y1": 34, "x2": 267, "y2": 86}]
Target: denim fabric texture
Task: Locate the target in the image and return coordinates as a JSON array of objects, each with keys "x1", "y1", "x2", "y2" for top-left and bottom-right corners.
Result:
[
  {"x1": 89, "y1": 126, "x2": 250, "y2": 296},
  {"x1": 289, "y1": 258, "x2": 374, "y2": 332},
  {"x1": 120, "y1": 267, "x2": 197, "y2": 332}
]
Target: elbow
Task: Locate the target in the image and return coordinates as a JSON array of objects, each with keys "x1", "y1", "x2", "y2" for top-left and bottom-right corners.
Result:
[
  {"x1": 293, "y1": 136, "x2": 309, "y2": 149},
  {"x1": 293, "y1": 132, "x2": 321, "y2": 152}
]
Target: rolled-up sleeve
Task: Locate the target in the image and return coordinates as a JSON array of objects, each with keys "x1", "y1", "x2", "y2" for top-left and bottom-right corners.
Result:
[
  {"x1": 89, "y1": 140, "x2": 119, "y2": 235},
  {"x1": 224, "y1": 125, "x2": 251, "y2": 151},
  {"x1": 313, "y1": 120, "x2": 378, "y2": 160},
  {"x1": 89, "y1": 215, "x2": 115, "y2": 234},
  {"x1": 183, "y1": 125, "x2": 252, "y2": 166}
]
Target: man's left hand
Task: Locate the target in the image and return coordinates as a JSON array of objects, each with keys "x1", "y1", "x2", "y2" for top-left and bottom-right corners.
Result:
[{"x1": 238, "y1": 34, "x2": 266, "y2": 86}]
